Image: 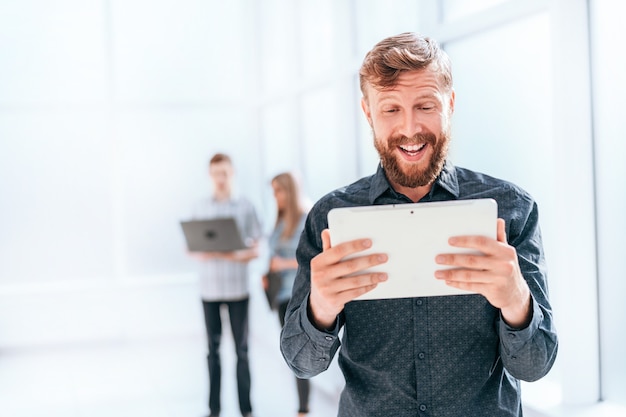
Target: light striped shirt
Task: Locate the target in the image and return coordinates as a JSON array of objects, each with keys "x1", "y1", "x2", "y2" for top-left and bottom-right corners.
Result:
[{"x1": 191, "y1": 196, "x2": 262, "y2": 301}]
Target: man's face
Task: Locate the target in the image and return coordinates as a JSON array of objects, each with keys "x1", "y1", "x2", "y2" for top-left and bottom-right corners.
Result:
[
  {"x1": 209, "y1": 160, "x2": 233, "y2": 193},
  {"x1": 361, "y1": 68, "x2": 455, "y2": 188}
]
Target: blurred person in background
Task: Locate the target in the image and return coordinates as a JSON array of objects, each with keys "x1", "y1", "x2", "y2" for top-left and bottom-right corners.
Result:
[
  {"x1": 263, "y1": 172, "x2": 310, "y2": 416},
  {"x1": 188, "y1": 153, "x2": 262, "y2": 417}
]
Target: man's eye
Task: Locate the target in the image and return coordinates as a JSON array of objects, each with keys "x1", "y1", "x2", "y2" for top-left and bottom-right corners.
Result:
[{"x1": 384, "y1": 109, "x2": 398, "y2": 113}]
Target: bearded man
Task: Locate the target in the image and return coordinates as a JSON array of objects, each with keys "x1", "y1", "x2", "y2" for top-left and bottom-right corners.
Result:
[{"x1": 280, "y1": 32, "x2": 558, "y2": 417}]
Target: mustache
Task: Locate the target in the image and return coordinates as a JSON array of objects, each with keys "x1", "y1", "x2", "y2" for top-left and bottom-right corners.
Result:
[{"x1": 388, "y1": 132, "x2": 437, "y2": 147}]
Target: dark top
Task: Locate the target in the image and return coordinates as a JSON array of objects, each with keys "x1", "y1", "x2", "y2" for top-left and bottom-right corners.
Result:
[{"x1": 280, "y1": 161, "x2": 558, "y2": 417}]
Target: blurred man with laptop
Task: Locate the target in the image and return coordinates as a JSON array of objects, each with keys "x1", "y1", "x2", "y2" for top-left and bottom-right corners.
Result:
[{"x1": 187, "y1": 153, "x2": 261, "y2": 417}]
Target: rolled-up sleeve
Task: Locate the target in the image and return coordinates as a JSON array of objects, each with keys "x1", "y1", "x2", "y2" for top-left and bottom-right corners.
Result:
[
  {"x1": 280, "y1": 204, "x2": 344, "y2": 378},
  {"x1": 280, "y1": 296, "x2": 341, "y2": 378},
  {"x1": 498, "y1": 295, "x2": 558, "y2": 381},
  {"x1": 498, "y1": 198, "x2": 559, "y2": 382}
]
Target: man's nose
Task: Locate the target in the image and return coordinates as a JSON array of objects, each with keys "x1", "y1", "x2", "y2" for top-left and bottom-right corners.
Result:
[{"x1": 398, "y1": 111, "x2": 424, "y2": 138}]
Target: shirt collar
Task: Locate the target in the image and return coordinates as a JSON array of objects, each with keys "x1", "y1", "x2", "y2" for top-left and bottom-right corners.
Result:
[
  {"x1": 368, "y1": 160, "x2": 460, "y2": 204},
  {"x1": 369, "y1": 163, "x2": 392, "y2": 203},
  {"x1": 434, "y1": 160, "x2": 460, "y2": 198}
]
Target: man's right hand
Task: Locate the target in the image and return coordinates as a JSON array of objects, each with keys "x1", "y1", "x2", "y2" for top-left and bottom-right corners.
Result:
[{"x1": 308, "y1": 229, "x2": 388, "y2": 330}]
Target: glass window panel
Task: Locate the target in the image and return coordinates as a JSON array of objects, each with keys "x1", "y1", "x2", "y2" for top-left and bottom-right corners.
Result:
[
  {"x1": 260, "y1": 100, "x2": 302, "y2": 227},
  {"x1": 299, "y1": 1, "x2": 334, "y2": 80},
  {"x1": 354, "y1": 0, "x2": 421, "y2": 61},
  {"x1": 445, "y1": 14, "x2": 553, "y2": 205},
  {"x1": 259, "y1": 0, "x2": 298, "y2": 93},
  {"x1": 354, "y1": 75, "x2": 381, "y2": 178},
  {"x1": 591, "y1": 0, "x2": 626, "y2": 407},
  {"x1": 0, "y1": 111, "x2": 115, "y2": 283},
  {"x1": 301, "y1": 87, "x2": 355, "y2": 201},
  {"x1": 442, "y1": 0, "x2": 511, "y2": 22},
  {"x1": 444, "y1": 13, "x2": 563, "y2": 407},
  {"x1": 261, "y1": 101, "x2": 300, "y2": 180},
  {"x1": 111, "y1": 0, "x2": 248, "y2": 102},
  {"x1": 0, "y1": 0, "x2": 107, "y2": 105}
]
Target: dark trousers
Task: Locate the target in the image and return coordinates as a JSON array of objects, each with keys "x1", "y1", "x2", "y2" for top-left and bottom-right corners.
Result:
[
  {"x1": 278, "y1": 300, "x2": 310, "y2": 414},
  {"x1": 202, "y1": 298, "x2": 252, "y2": 416}
]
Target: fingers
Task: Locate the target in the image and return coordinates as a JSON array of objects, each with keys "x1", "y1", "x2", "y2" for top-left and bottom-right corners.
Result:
[
  {"x1": 445, "y1": 218, "x2": 506, "y2": 253},
  {"x1": 435, "y1": 218, "x2": 512, "y2": 284},
  {"x1": 496, "y1": 218, "x2": 507, "y2": 243},
  {"x1": 327, "y1": 270, "x2": 388, "y2": 294},
  {"x1": 319, "y1": 229, "x2": 375, "y2": 264},
  {"x1": 434, "y1": 219, "x2": 521, "y2": 306},
  {"x1": 434, "y1": 266, "x2": 491, "y2": 286},
  {"x1": 315, "y1": 229, "x2": 387, "y2": 280},
  {"x1": 435, "y1": 249, "x2": 515, "y2": 284},
  {"x1": 310, "y1": 229, "x2": 388, "y2": 312},
  {"x1": 312, "y1": 247, "x2": 388, "y2": 299},
  {"x1": 321, "y1": 229, "x2": 332, "y2": 251},
  {"x1": 435, "y1": 252, "x2": 489, "y2": 271},
  {"x1": 327, "y1": 252, "x2": 388, "y2": 280}
]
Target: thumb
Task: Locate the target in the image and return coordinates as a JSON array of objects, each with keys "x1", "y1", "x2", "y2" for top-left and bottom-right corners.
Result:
[
  {"x1": 321, "y1": 229, "x2": 332, "y2": 251},
  {"x1": 496, "y1": 218, "x2": 507, "y2": 243}
]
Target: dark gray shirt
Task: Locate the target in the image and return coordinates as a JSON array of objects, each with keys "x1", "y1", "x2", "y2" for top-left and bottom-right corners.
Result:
[{"x1": 280, "y1": 162, "x2": 558, "y2": 417}]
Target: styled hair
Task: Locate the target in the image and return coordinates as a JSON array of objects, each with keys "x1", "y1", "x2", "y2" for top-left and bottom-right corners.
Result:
[
  {"x1": 209, "y1": 153, "x2": 232, "y2": 166},
  {"x1": 359, "y1": 32, "x2": 452, "y2": 99},
  {"x1": 272, "y1": 172, "x2": 307, "y2": 239}
]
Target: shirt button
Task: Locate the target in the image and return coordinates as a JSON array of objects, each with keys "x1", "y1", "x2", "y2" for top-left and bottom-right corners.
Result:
[
  {"x1": 418, "y1": 352, "x2": 425, "y2": 360},
  {"x1": 416, "y1": 299, "x2": 423, "y2": 306},
  {"x1": 508, "y1": 333, "x2": 516, "y2": 339},
  {"x1": 419, "y1": 404, "x2": 427, "y2": 412},
  {"x1": 325, "y1": 336, "x2": 333, "y2": 341}
]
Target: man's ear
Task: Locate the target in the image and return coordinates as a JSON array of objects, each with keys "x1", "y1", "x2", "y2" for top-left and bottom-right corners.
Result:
[
  {"x1": 448, "y1": 89, "x2": 456, "y2": 116},
  {"x1": 361, "y1": 97, "x2": 373, "y2": 127}
]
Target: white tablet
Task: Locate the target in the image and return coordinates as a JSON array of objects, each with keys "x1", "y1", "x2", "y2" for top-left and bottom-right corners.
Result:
[{"x1": 327, "y1": 198, "x2": 497, "y2": 300}]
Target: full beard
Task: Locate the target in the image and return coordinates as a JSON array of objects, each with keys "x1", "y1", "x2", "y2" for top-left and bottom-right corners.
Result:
[{"x1": 374, "y1": 130, "x2": 449, "y2": 188}]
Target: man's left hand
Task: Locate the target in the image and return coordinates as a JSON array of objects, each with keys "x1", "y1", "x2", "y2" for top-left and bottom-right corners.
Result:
[{"x1": 435, "y1": 218, "x2": 532, "y2": 328}]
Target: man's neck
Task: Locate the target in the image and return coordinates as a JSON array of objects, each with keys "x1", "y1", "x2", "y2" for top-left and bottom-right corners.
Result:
[{"x1": 391, "y1": 182, "x2": 433, "y2": 203}]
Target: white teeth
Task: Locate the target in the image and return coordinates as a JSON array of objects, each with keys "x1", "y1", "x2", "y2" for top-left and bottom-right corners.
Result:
[{"x1": 400, "y1": 143, "x2": 425, "y2": 152}]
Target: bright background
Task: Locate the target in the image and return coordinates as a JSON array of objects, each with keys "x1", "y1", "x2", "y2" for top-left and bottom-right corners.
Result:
[{"x1": 0, "y1": 0, "x2": 624, "y2": 416}]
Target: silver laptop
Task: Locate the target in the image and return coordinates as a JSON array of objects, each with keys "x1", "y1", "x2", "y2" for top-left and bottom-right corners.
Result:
[{"x1": 180, "y1": 217, "x2": 247, "y2": 252}]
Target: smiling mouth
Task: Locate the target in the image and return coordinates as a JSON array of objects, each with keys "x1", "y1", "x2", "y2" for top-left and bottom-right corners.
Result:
[{"x1": 399, "y1": 143, "x2": 427, "y2": 156}]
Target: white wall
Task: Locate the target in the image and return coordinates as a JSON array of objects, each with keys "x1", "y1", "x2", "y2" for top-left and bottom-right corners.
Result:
[
  {"x1": 0, "y1": 0, "x2": 260, "y2": 348},
  {"x1": 591, "y1": 0, "x2": 626, "y2": 406}
]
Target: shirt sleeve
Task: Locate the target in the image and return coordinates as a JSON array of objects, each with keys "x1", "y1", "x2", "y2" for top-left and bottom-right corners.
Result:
[
  {"x1": 280, "y1": 207, "x2": 343, "y2": 378},
  {"x1": 498, "y1": 199, "x2": 559, "y2": 382},
  {"x1": 280, "y1": 296, "x2": 342, "y2": 378},
  {"x1": 242, "y1": 198, "x2": 262, "y2": 242}
]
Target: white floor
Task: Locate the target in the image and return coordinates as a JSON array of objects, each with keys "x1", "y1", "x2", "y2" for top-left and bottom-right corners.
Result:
[
  {"x1": 0, "y1": 287, "x2": 343, "y2": 417},
  {"x1": 3, "y1": 291, "x2": 626, "y2": 417}
]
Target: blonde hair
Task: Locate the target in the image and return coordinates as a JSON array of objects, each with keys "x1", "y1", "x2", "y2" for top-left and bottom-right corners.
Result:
[{"x1": 272, "y1": 172, "x2": 306, "y2": 239}]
